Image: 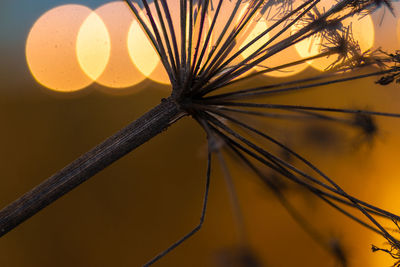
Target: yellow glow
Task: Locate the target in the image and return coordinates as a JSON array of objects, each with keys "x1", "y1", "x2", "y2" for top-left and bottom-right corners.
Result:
[
  {"x1": 142, "y1": 0, "x2": 181, "y2": 48},
  {"x1": 346, "y1": 14, "x2": 374, "y2": 52},
  {"x1": 92, "y1": 1, "x2": 146, "y2": 89},
  {"x1": 237, "y1": 3, "x2": 250, "y2": 24},
  {"x1": 141, "y1": 0, "x2": 210, "y2": 85},
  {"x1": 76, "y1": 11, "x2": 111, "y2": 81},
  {"x1": 26, "y1": 5, "x2": 94, "y2": 92},
  {"x1": 294, "y1": 0, "x2": 375, "y2": 71},
  {"x1": 147, "y1": 61, "x2": 171, "y2": 85},
  {"x1": 312, "y1": 14, "x2": 374, "y2": 71},
  {"x1": 240, "y1": 20, "x2": 270, "y2": 60},
  {"x1": 127, "y1": 20, "x2": 159, "y2": 77},
  {"x1": 234, "y1": 0, "x2": 310, "y2": 78},
  {"x1": 293, "y1": 25, "x2": 321, "y2": 60},
  {"x1": 27, "y1": 1, "x2": 378, "y2": 92},
  {"x1": 261, "y1": 40, "x2": 309, "y2": 77},
  {"x1": 135, "y1": 0, "x2": 213, "y2": 84},
  {"x1": 239, "y1": 18, "x2": 308, "y2": 77}
]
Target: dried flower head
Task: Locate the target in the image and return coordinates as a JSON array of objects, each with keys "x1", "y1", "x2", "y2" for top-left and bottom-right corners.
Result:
[
  {"x1": 120, "y1": 0, "x2": 400, "y2": 265},
  {"x1": 1, "y1": 0, "x2": 400, "y2": 266}
]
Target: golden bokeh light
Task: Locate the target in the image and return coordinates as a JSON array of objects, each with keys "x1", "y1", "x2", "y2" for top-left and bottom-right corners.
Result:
[
  {"x1": 294, "y1": 0, "x2": 374, "y2": 71},
  {"x1": 128, "y1": 3, "x2": 170, "y2": 85},
  {"x1": 236, "y1": 0, "x2": 311, "y2": 78},
  {"x1": 127, "y1": 19, "x2": 159, "y2": 77},
  {"x1": 240, "y1": 20, "x2": 270, "y2": 62},
  {"x1": 92, "y1": 1, "x2": 147, "y2": 89},
  {"x1": 26, "y1": 5, "x2": 94, "y2": 92},
  {"x1": 293, "y1": 27, "x2": 321, "y2": 61},
  {"x1": 146, "y1": 60, "x2": 171, "y2": 85},
  {"x1": 261, "y1": 36, "x2": 309, "y2": 77},
  {"x1": 346, "y1": 14, "x2": 374, "y2": 52},
  {"x1": 76, "y1": 11, "x2": 111, "y2": 82},
  {"x1": 239, "y1": 17, "x2": 308, "y2": 78},
  {"x1": 26, "y1": 1, "x2": 382, "y2": 93}
]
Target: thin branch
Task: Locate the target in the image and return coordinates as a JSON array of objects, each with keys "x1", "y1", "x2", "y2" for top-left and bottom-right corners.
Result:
[
  {"x1": 206, "y1": 67, "x2": 400, "y2": 100},
  {"x1": 205, "y1": 115, "x2": 385, "y2": 235},
  {"x1": 205, "y1": 102, "x2": 400, "y2": 118},
  {"x1": 144, "y1": 149, "x2": 212, "y2": 266},
  {"x1": 0, "y1": 99, "x2": 185, "y2": 237},
  {"x1": 203, "y1": 110, "x2": 400, "y2": 245}
]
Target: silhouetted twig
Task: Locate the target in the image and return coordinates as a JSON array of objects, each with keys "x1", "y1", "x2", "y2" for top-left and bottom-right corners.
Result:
[{"x1": 2, "y1": 0, "x2": 400, "y2": 266}]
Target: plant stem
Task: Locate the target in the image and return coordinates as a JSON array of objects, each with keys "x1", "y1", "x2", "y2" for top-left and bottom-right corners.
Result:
[{"x1": 0, "y1": 97, "x2": 185, "y2": 237}]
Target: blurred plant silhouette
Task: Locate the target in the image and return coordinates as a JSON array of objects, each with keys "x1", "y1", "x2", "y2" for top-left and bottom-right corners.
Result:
[{"x1": 1, "y1": 0, "x2": 400, "y2": 266}]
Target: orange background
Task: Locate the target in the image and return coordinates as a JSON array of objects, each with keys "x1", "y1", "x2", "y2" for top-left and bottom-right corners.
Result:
[{"x1": 1, "y1": 1, "x2": 400, "y2": 266}]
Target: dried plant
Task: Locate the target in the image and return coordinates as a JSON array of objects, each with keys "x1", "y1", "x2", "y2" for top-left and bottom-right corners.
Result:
[{"x1": 1, "y1": 0, "x2": 400, "y2": 266}]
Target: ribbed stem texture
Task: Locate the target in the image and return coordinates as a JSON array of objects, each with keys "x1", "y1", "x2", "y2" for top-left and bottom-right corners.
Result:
[{"x1": 0, "y1": 97, "x2": 184, "y2": 237}]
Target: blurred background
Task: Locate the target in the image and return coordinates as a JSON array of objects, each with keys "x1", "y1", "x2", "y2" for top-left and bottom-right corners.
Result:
[{"x1": 1, "y1": 0, "x2": 400, "y2": 266}]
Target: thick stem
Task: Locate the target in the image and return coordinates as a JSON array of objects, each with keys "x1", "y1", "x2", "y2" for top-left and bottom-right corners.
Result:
[{"x1": 0, "y1": 97, "x2": 185, "y2": 237}]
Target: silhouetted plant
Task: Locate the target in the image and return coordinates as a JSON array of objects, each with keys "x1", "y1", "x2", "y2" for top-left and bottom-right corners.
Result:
[{"x1": 1, "y1": 0, "x2": 400, "y2": 266}]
